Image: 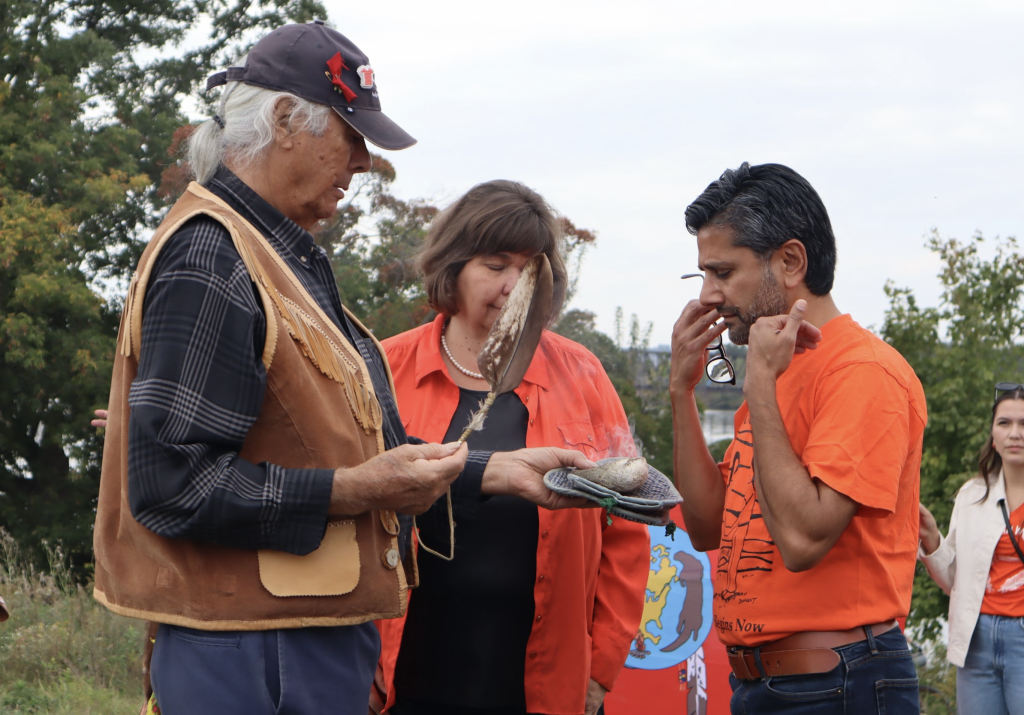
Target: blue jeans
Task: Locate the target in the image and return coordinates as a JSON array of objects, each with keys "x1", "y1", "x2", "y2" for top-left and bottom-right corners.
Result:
[
  {"x1": 728, "y1": 625, "x2": 920, "y2": 715},
  {"x1": 957, "y1": 613, "x2": 1024, "y2": 715},
  {"x1": 150, "y1": 622, "x2": 379, "y2": 714}
]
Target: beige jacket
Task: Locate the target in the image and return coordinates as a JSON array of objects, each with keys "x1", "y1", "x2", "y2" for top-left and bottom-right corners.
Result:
[{"x1": 919, "y1": 472, "x2": 1009, "y2": 667}]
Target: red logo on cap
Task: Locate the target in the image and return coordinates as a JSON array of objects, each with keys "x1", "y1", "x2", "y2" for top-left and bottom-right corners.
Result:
[
  {"x1": 356, "y1": 64, "x2": 374, "y2": 89},
  {"x1": 325, "y1": 52, "x2": 357, "y2": 102}
]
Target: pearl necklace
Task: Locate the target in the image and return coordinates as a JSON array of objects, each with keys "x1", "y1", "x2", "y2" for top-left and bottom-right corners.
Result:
[{"x1": 441, "y1": 324, "x2": 484, "y2": 379}]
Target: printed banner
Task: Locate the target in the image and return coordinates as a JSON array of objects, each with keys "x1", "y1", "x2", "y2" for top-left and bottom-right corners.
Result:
[{"x1": 605, "y1": 506, "x2": 731, "y2": 714}]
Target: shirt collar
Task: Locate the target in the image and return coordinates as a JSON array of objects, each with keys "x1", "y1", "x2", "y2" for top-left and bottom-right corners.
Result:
[
  {"x1": 416, "y1": 314, "x2": 550, "y2": 391},
  {"x1": 206, "y1": 166, "x2": 317, "y2": 266}
]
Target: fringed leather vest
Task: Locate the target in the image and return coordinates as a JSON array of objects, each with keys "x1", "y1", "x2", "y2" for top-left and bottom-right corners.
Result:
[{"x1": 93, "y1": 183, "x2": 415, "y2": 630}]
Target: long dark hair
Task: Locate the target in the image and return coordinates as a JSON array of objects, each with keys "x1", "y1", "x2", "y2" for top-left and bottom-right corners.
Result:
[{"x1": 977, "y1": 386, "x2": 1024, "y2": 501}]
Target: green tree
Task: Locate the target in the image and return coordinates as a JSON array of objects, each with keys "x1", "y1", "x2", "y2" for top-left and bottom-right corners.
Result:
[
  {"x1": 312, "y1": 154, "x2": 438, "y2": 339},
  {"x1": 881, "y1": 230, "x2": 1024, "y2": 636},
  {"x1": 0, "y1": 191, "x2": 112, "y2": 556},
  {"x1": 0, "y1": 0, "x2": 327, "y2": 566}
]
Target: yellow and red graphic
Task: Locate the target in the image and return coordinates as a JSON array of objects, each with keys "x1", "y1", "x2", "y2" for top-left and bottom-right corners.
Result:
[{"x1": 605, "y1": 506, "x2": 731, "y2": 714}]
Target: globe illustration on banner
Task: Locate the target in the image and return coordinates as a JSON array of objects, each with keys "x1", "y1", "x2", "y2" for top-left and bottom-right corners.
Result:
[{"x1": 625, "y1": 524, "x2": 714, "y2": 671}]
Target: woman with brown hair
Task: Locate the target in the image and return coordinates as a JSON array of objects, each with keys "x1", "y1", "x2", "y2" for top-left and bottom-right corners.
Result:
[
  {"x1": 375, "y1": 180, "x2": 650, "y2": 715},
  {"x1": 919, "y1": 383, "x2": 1024, "y2": 715}
]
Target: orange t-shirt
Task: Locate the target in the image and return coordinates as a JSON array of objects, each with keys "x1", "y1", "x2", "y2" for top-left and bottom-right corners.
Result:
[
  {"x1": 980, "y1": 501, "x2": 1024, "y2": 617},
  {"x1": 715, "y1": 314, "x2": 927, "y2": 648}
]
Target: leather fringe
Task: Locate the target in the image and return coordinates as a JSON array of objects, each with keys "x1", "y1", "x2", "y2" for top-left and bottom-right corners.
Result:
[
  {"x1": 273, "y1": 295, "x2": 382, "y2": 434},
  {"x1": 230, "y1": 231, "x2": 383, "y2": 435}
]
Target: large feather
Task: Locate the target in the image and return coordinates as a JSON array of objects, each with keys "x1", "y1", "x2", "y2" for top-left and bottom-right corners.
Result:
[
  {"x1": 421, "y1": 253, "x2": 554, "y2": 562},
  {"x1": 456, "y1": 253, "x2": 553, "y2": 443}
]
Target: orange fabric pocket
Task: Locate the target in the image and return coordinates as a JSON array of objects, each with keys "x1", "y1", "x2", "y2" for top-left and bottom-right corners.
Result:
[{"x1": 557, "y1": 420, "x2": 611, "y2": 461}]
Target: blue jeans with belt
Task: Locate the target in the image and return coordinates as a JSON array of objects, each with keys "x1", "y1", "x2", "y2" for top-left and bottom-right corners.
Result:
[
  {"x1": 957, "y1": 613, "x2": 1024, "y2": 715},
  {"x1": 728, "y1": 625, "x2": 920, "y2": 715},
  {"x1": 151, "y1": 622, "x2": 379, "y2": 714}
]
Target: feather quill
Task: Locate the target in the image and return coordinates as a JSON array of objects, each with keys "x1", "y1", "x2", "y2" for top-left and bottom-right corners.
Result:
[{"x1": 456, "y1": 254, "x2": 553, "y2": 444}]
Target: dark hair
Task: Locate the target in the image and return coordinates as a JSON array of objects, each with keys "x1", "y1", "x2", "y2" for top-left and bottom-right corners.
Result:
[
  {"x1": 977, "y1": 386, "x2": 1024, "y2": 501},
  {"x1": 684, "y1": 162, "x2": 837, "y2": 295},
  {"x1": 419, "y1": 180, "x2": 567, "y2": 322}
]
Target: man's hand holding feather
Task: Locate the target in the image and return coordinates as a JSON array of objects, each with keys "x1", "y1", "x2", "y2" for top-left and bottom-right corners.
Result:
[{"x1": 329, "y1": 442, "x2": 468, "y2": 516}]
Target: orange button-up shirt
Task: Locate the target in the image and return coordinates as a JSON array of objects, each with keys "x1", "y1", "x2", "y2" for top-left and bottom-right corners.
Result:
[{"x1": 377, "y1": 315, "x2": 650, "y2": 715}]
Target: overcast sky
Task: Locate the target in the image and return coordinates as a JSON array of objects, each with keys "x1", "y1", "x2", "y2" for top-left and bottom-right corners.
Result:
[{"x1": 318, "y1": 0, "x2": 1023, "y2": 347}]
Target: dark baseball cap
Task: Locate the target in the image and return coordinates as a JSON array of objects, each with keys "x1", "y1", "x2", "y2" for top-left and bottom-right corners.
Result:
[{"x1": 207, "y1": 21, "x2": 415, "y2": 151}]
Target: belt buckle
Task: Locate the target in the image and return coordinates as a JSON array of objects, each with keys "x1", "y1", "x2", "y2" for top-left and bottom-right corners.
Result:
[{"x1": 728, "y1": 647, "x2": 760, "y2": 681}]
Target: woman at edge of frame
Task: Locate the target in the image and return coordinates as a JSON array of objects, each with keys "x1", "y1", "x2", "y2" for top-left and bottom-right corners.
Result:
[
  {"x1": 919, "y1": 383, "x2": 1024, "y2": 715},
  {"x1": 374, "y1": 180, "x2": 651, "y2": 715}
]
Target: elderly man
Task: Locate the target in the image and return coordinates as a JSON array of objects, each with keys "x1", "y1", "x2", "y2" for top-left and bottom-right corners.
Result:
[
  {"x1": 93, "y1": 22, "x2": 591, "y2": 715},
  {"x1": 669, "y1": 163, "x2": 927, "y2": 714}
]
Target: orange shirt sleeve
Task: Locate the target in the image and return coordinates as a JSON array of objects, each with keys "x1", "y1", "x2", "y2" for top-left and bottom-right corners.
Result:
[
  {"x1": 799, "y1": 362, "x2": 911, "y2": 514},
  {"x1": 589, "y1": 515, "x2": 650, "y2": 689},
  {"x1": 576, "y1": 349, "x2": 651, "y2": 690}
]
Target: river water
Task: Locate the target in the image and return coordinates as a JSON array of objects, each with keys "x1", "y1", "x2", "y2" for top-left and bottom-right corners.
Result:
[{"x1": 701, "y1": 408, "x2": 736, "y2": 444}]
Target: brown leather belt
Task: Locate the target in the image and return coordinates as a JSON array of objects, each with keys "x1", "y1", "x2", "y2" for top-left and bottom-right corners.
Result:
[{"x1": 727, "y1": 620, "x2": 899, "y2": 681}]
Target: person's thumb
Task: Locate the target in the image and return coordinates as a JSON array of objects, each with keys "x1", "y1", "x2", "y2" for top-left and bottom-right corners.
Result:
[
  {"x1": 415, "y1": 441, "x2": 463, "y2": 460},
  {"x1": 784, "y1": 299, "x2": 807, "y2": 337},
  {"x1": 561, "y1": 448, "x2": 597, "y2": 470}
]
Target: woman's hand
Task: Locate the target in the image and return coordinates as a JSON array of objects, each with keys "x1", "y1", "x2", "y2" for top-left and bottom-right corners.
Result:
[
  {"x1": 584, "y1": 678, "x2": 608, "y2": 715},
  {"x1": 918, "y1": 503, "x2": 941, "y2": 556},
  {"x1": 482, "y1": 448, "x2": 595, "y2": 510},
  {"x1": 91, "y1": 409, "x2": 109, "y2": 428}
]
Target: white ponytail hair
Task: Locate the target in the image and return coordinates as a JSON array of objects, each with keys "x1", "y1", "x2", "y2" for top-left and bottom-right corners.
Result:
[{"x1": 187, "y1": 78, "x2": 332, "y2": 184}]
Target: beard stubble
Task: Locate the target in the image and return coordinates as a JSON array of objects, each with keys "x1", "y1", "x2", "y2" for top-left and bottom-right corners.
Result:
[{"x1": 722, "y1": 267, "x2": 789, "y2": 345}]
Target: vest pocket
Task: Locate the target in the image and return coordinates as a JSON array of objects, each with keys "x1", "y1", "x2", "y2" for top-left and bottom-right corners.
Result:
[{"x1": 257, "y1": 520, "x2": 360, "y2": 597}]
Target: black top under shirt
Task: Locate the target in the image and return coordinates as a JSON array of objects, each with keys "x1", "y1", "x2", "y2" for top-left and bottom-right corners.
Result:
[{"x1": 394, "y1": 389, "x2": 539, "y2": 709}]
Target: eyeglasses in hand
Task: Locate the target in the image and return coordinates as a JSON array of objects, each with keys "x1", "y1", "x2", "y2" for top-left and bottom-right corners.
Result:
[{"x1": 681, "y1": 273, "x2": 736, "y2": 385}]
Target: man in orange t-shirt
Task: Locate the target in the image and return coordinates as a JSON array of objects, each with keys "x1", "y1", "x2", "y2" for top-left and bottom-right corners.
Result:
[{"x1": 669, "y1": 162, "x2": 927, "y2": 714}]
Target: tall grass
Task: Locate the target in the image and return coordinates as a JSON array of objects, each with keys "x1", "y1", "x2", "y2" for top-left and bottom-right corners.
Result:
[{"x1": 0, "y1": 529, "x2": 145, "y2": 713}]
